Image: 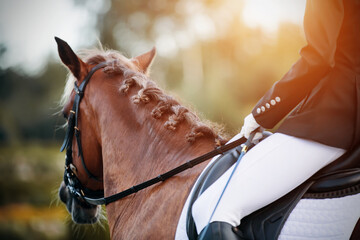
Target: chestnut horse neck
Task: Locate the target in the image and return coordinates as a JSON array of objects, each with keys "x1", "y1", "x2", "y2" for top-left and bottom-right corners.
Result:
[{"x1": 76, "y1": 54, "x2": 227, "y2": 238}]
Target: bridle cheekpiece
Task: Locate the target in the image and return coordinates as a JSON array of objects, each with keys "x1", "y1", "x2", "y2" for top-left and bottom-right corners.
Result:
[{"x1": 61, "y1": 62, "x2": 108, "y2": 205}]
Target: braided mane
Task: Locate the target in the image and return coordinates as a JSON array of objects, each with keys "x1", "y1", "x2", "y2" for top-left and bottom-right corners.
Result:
[{"x1": 61, "y1": 48, "x2": 227, "y2": 146}]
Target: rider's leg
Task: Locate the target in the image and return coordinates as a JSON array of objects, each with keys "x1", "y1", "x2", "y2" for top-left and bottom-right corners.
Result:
[{"x1": 192, "y1": 133, "x2": 346, "y2": 234}]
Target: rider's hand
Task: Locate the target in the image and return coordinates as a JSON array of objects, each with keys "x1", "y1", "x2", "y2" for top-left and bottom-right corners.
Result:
[{"x1": 239, "y1": 113, "x2": 264, "y2": 143}]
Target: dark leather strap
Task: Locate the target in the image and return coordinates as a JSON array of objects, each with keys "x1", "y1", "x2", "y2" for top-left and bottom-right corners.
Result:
[
  {"x1": 61, "y1": 62, "x2": 109, "y2": 182},
  {"x1": 84, "y1": 137, "x2": 247, "y2": 205}
]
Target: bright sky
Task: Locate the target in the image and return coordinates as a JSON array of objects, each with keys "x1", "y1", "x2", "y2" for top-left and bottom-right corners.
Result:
[
  {"x1": 243, "y1": 0, "x2": 306, "y2": 32},
  {"x1": 0, "y1": 0, "x2": 109, "y2": 75},
  {"x1": 0, "y1": 0, "x2": 306, "y2": 75}
]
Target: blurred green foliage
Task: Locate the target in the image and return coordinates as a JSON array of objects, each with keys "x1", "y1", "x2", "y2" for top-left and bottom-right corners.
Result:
[
  {"x1": 0, "y1": 145, "x2": 63, "y2": 206},
  {"x1": 0, "y1": 145, "x2": 110, "y2": 240},
  {"x1": 0, "y1": 62, "x2": 67, "y2": 144},
  {"x1": 0, "y1": 0, "x2": 305, "y2": 239}
]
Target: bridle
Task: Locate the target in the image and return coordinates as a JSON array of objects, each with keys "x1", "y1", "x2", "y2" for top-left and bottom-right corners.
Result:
[
  {"x1": 60, "y1": 62, "x2": 108, "y2": 205},
  {"x1": 60, "y1": 61, "x2": 247, "y2": 206}
]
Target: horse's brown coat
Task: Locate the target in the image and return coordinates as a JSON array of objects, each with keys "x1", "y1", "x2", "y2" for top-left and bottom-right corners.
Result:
[{"x1": 58, "y1": 39, "x2": 225, "y2": 239}]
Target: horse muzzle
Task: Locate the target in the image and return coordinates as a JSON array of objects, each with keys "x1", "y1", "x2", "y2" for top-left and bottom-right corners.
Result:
[{"x1": 59, "y1": 181, "x2": 100, "y2": 224}]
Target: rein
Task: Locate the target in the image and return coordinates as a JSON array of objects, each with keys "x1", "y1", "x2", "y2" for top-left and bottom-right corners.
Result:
[
  {"x1": 86, "y1": 137, "x2": 245, "y2": 205},
  {"x1": 61, "y1": 61, "x2": 245, "y2": 205}
]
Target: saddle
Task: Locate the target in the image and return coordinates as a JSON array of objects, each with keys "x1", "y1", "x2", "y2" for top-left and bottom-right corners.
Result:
[{"x1": 186, "y1": 133, "x2": 360, "y2": 240}]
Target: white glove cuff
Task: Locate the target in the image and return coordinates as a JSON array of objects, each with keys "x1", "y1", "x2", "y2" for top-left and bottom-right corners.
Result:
[{"x1": 241, "y1": 113, "x2": 264, "y2": 141}]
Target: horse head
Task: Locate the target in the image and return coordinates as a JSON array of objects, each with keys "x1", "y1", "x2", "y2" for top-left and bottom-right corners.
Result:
[{"x1": 55, "y1": 37, "x2": 156, "y2": 224}]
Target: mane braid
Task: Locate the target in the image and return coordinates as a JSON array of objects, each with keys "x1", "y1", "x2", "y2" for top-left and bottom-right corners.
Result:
[{"x1": 60, "y1": 48, "x2": 228, "y2": 146}]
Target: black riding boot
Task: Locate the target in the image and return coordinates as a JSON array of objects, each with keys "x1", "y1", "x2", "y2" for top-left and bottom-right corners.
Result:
[{"x1": 197, "y1": 221, "x2": 244, "y2": 240}]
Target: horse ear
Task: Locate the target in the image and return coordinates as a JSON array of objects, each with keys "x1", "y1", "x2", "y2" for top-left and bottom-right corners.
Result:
[
  {"x1": 132, "y1": 47, "x2": 156, "y2": 74},
  {"x1": 55, "y1": 37, "x2": 87, "y2": 80}
]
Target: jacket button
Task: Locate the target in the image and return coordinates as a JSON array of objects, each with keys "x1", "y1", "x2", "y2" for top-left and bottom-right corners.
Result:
[
  {"x1": 266, "y1": 103, "x2": 270, "y2": 108},
  {"x1": 275, "y1": 97, "x2": 281, "y2": 102},
  {"x1": 256, "y1": 108, "x2": 261, "y2": 114},
  {"x1": 270, "y1": 99, "x2": 276, "y2": 105},
  {"x1": 261, "y1": 106, "x2": 265, "y2": 112}
]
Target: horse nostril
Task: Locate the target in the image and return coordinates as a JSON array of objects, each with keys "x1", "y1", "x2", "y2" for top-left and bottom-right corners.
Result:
[
  {"x1": 59, "y1": 190, "x2": 66, "y2": 203},
  {"x1": 59, "y1": 182, "x2": 68, "y2": 203}
]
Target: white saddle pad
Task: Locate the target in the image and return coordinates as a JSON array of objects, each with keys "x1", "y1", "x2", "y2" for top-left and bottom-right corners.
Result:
[
  {"x1": 175, "y1": 193, "x2": 360, "y2": 240},
  {"x1": 278, "y1": 193, "x2": 360, "y2": 240}
]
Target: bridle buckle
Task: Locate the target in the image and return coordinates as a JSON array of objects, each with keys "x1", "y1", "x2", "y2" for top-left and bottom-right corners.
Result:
[{"x1": 69, "y1": 163, "x2": 78, "y2": 176}]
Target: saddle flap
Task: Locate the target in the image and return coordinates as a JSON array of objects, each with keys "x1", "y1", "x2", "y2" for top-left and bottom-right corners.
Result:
[{"x1": 309, "y1": 168, "x2": 360, "y2": 193}]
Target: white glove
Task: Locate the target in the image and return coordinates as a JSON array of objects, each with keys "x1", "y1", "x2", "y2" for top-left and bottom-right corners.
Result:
[{"x1": 239, "y1": 113, "x2": 264, "y2": 143}]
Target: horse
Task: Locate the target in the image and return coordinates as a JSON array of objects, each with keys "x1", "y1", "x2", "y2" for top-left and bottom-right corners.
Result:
[
  {"x1": 56, "y1": 37, "x2": 360, "y2": 239},
  {"x1": 56, "y1": 37, "x2": 228, "y2": 239}
]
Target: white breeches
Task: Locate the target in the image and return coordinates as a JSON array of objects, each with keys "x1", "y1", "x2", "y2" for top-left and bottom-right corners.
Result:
[{"x1": 175, "y1": 133, "x2": 346, "y2": 238}]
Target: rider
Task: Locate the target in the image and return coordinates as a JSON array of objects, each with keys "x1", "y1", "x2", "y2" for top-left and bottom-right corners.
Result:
[{"x1": 188, "y1": 0, "x2": 360, "y2": 239}]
